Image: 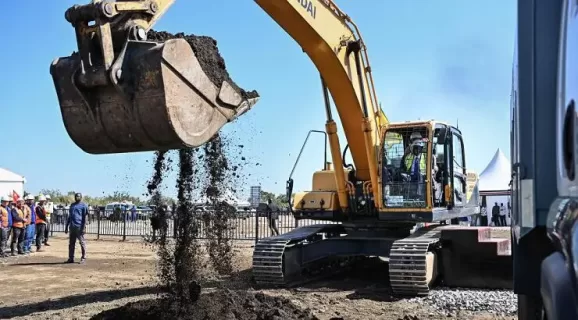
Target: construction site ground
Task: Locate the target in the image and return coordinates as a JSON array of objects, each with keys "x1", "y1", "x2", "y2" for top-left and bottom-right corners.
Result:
[{"x1": 0, "y1": 228, "x2": 515, "y2": 320}]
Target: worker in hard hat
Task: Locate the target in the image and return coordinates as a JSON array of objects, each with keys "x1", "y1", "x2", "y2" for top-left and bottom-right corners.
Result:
[
  {"x1": 65, "y1": 193, "x2": 88, "y2": 263},
  {"x1": 5, "y1": 196, "x2": 13, "y2": 247},
  {"x1": 404, "y1": 139, "x2": 426, "y2": 180},
  {"x1": 23, "y1": 195, "x2": 35, "y2": 253},
  {"x1": 35, "y1": 195, "x2": 48, "y2": 252},
  {"x1": 44, "y1": 195, "x2": 53, "y2": 246},
  {"x1": 20, "y1": 197, "x2": 32, "y2": 253},
  {"x1": 10, "y1": 198, "x2": 28, "y2": 255},
  {"x1": 0, "y1": 196, "x2": 10, "y2": 257},
  {"x1": 404, "y1": 131, "x2": 423, "y2": 155}
]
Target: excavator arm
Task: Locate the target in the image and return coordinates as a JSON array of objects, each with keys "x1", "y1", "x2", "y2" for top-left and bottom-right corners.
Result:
[{"x1": 52, "y1": 0, "x2": 388, "y2": 210}]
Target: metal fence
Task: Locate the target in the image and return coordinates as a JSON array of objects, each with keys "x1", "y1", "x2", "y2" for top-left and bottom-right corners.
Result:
[{"x1": 49, "y1": 209, "x2": 339, "y2": 241}]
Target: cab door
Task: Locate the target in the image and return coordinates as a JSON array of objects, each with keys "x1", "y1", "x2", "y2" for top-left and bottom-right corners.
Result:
[{"x1": 450, "y1": 130, "x2": 467, "y2": 207}]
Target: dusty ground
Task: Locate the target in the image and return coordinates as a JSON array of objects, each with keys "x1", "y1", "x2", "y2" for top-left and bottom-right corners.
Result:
[{"x1": 0, "y1": 230, "x2": 514, "y2": 320}]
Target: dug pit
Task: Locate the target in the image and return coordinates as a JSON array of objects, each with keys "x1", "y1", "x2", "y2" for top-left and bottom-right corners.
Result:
[{"x1": 91, "y1": 290, "x2": 319, "y2": 320}]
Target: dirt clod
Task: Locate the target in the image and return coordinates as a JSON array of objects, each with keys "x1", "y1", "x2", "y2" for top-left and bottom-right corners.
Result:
[
  {"x1": 147, "y1": 30, "x2": 259, "y2": 100},
  {"x1": 91, "y1": 290, "x2": 319, "y2": 320}
]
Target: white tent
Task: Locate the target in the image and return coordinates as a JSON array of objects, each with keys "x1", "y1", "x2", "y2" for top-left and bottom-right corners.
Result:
[
  {"x1": 0, "y1": 168, "x2": 26, "y2": 199},
  {"x1": 479, "y1": 148, "x2": 511, "y2": 194},
  {"x1": 478, "y1": 149, "x2": 511, "y2": 226}
]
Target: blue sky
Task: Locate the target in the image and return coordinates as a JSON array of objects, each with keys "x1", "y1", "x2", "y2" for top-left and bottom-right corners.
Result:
[{"x1": 0, "y1": 1, "x2": 515, "y2": 200}]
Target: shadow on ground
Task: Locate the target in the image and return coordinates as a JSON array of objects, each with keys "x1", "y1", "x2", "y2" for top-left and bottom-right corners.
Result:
[
  {"x1": 0, "y1": 286, "x2": 160, "y2": 319},
  {"x1": 203, "y1": 257, "x2": 408, "y2": 303}
]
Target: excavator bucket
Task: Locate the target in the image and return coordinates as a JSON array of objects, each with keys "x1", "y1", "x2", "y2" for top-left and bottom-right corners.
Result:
[{"x1": 50, "y1": 38, "x2": 259, "y2": 154}]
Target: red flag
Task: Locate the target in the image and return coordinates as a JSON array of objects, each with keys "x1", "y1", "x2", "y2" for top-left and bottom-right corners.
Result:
[{"x1": 12, "y1": 191, "x2": 19, "y2": 202}]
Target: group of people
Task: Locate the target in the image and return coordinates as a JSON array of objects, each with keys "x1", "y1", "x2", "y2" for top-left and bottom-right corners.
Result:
[
  {"x1": 0, "y1": 194, "x2": 52, "y2": 256},
  {"x1": 479, "y1": 202, "x2": 511, "y2": 226},
  {"x1": 0, "y1": 192, "x2": 89, "y2": 263}
]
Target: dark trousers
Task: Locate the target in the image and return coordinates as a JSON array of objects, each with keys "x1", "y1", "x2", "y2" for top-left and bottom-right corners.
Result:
[
  {"x1": 44, "y1": 221, "x2": 50, "y2": 243},
  {"x1": 35, "y1": 224, "x2": 46, "y2": 249},
  {"x1": 10, "y1": 227, "x2": 24, "y2": 254},
  {"x1": 480, "y1": 216, "x2": 488, "y2": 226},
  {"x1": 499, "y1": 215, "x2": 507, "y2": 226},
  {"x1": 268, "y1": 218, "x2": 279, "y2": 236},
  {"x1": 6, "y1": 227, "x2": 11, "y2": 244},
  {"x1": 0, "y1": 227, "x2": 8, "y2": 256},
  {"x1": 69, "y1": 226, "x2": 86, "y2": 260}
]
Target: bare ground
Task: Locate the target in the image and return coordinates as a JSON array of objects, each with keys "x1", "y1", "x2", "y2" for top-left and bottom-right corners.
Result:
[{"x1": 0, "y1": 229, "x2": 514, "y2": 320}]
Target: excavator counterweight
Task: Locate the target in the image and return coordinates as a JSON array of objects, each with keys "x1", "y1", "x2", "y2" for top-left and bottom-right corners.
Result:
[{"x1": 51, "y1": 2, "x2": 258, "y2": 154}]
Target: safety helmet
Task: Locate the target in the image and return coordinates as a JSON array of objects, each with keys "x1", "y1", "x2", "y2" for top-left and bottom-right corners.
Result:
[
  {"x1": 38, "y1": 195, "x2": 46, "y2": 201},
  {"x1": 17, "y1": 197, "x2": 24, "y2": 202},
  {"x1": 1, "y1": 196, "x2": 10, "y2": 202},
  {"x1": 25, "y1": 195, "x2": 34, "y2": 200},
  {"x1": 45, "y1": 195, "x2": 51, "y2": 200},
  {"x1": 410, "y1": 131, "x2": 422, "y2": 141}
]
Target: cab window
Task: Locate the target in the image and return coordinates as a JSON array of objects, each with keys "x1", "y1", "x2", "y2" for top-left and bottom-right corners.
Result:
[
  {"x1": 383, "y1": 131, "x2": 404, "y2": 167},
  {"x1": 453, "y1": 134, "x2": 464, "y2": 170}
]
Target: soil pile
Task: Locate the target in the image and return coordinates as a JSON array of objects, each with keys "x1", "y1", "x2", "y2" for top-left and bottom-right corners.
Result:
[
  {"x1": 91, "y1": 290, "x2": 319, "y2": 320},
  {"x1": 147, "y1": 30, "x2": 259, "y2": 100}
]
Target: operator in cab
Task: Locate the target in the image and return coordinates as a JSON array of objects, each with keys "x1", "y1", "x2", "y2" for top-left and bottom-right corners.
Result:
[{"x1": 404, "y1": 137, "x2": 426, "y2": 182}]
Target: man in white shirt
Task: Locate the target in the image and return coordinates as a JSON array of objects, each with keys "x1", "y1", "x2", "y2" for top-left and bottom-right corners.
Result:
[
  {"x1": 44, "y1": 195, "x2": 54, "y2": 246},
  {"x1": 499, "y1": 203, "x2": 507, "y2": 226}
]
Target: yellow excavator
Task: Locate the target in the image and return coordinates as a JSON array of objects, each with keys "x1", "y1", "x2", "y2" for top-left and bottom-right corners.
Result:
[{"x1": 51, "y1": 0, "x2": 482, "y2": 296}]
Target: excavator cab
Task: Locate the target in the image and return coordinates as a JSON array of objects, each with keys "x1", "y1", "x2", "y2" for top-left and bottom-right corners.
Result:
[
  {"x1": 380, "y1": 121, "x2": 478, "y2": 222},
  {"x1": 50, "y1": 2, "x2": 258, "y2": 154}
]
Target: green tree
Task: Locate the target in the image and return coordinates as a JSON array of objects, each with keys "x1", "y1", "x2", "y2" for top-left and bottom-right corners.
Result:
[{"x1": 247, "y1": 190, "x2": 293, "y2": 208}]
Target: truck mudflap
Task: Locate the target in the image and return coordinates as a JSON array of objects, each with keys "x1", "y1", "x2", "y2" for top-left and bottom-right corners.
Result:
[{"x1": 389, "y1": 227, "x2": 442, "y2": 296}]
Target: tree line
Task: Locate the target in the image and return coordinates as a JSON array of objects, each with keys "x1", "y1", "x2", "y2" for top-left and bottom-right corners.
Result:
[{"x1": 36, "y1": 189, "x2": 291, "y2": 208}]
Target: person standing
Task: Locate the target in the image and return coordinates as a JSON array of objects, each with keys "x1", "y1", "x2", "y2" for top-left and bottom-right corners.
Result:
[
  {"x1": 65, "y1": 193, "x2": 88, "y2": 263},
  {"x1": 0, "y1": 196, "x2": 10, "y2": 257},
  {"x1": 130, "y1": 205, "x2": 137, "y2": 222},
  {"x1": 43, "y1": 195, "x2": 54, "y2": 246},
  {"x1": 35, "y1": 195, "x2": 48, "y2": 252},
  {"x1": 10, "y1": 199, "x2": 27, "y2": 255},
  {"x1": 480, "y1": 205, "x2": 488, "y2": 226},
  {"x1": 6, "y1": 197, "x2": 13, "y2": 247},
  {"x1": 24, "y1": 195, "x2": 36, "y2": 253},
  {"x1": 499, "y1": 203, "x2": 507, "y2": 226},
  {"x1": 266, "y1": 199, "x2": 280, "y2": 236},
  {"x1": 491, "y1": 202, "x2": 500, "y2": 226}
]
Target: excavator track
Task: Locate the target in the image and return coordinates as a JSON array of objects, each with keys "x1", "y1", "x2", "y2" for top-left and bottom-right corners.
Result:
[
  {"x1": 388, "y1": 227, "x2": 442, "y2": 296},
  {"x1": 252, "y1": 224, "x2": 350, "y2": 287}
]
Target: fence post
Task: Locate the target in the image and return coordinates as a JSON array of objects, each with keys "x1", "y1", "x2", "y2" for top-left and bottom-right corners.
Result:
[
  {"x1": 172, "y1": 204, "x2": 178, "y2": 238},
  {"x1": 122, "y1": 209, "x2": 127, "y2": 241},
  {"x1": 97, "y1": 209, "x2": 101, "y2": 240},
  {"x1": 254, "y1": 209, "x2": 259, "y2": 245}
]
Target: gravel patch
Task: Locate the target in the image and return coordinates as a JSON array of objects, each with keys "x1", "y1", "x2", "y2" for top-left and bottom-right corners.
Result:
[{"x1": 408, "y1": 287, "x2": 517, "y2": 317}]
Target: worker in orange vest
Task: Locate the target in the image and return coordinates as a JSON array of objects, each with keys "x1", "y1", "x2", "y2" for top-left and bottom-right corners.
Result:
[
  {"x1": 0, "y1": 196, "x2": 10, "y2": 257},
  {"x1": 19, "y1": 198, "x2": 31, "y2": 254},
  {"x1": 35, "y1": 195, "x2": 48, "y2": 252},
  {"x1": 10, "y1": 198, "x2": 27, "y2": 255}
]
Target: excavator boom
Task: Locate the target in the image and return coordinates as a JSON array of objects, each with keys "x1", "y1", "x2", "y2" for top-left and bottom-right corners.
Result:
[{"x1": 52, "y1": 0, "x2": 388, "y2": 209}]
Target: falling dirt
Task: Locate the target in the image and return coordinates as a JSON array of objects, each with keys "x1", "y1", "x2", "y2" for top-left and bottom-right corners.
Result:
[
  {"x1": 202, "y1": 134, "x2": 235, "y2": 275},
  {"x1": 147, "y1": 30, "x2": 259, "y2": 100},
  {"x1": 91, "y1": 290, "x2": 319, "y2": 320}
]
